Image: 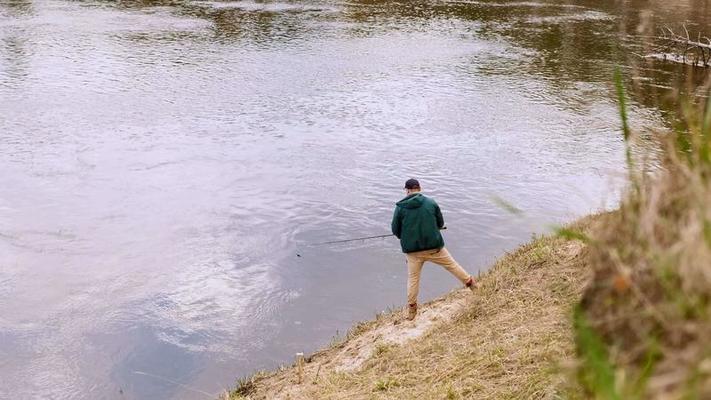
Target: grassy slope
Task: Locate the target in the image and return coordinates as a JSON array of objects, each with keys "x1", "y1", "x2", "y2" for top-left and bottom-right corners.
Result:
[{"x1": 229, "y1": 215, "x2": 606, "y2": 400}]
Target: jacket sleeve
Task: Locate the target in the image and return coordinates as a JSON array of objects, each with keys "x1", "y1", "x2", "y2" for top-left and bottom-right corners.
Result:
[
  {"x1": 434, "y1": 202, "x2": 445, "y2": 229},
  {"x1": 391, "y1": 207, "x2": 402, "y2": 239}
]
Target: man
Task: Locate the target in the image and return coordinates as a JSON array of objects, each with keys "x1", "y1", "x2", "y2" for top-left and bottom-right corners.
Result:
[{"x1": 391, "y1": 178, "x2": 476, "y2": 321}]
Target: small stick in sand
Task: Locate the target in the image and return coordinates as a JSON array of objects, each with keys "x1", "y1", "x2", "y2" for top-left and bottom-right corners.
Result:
[{"x1": 313, "y1": 364, "x2": 322, "y2": 384}]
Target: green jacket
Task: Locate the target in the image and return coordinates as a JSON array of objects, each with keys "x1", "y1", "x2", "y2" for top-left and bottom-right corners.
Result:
[{"x1": 391, "y1": 193, "x2": 445, "y2": 253}]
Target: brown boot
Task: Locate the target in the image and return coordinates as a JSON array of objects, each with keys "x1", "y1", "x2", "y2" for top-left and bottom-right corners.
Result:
[
  {"x1": 465, "y1": 277, "x2": 478, "y2": 292},
  {"x1": 406, "y1": 303, "x2": 417, "y2": 321}
]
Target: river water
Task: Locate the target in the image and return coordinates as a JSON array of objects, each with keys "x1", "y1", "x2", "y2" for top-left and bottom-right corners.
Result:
[{"x1": 0, "y1": 0, "x2": 704, "y2": 399}]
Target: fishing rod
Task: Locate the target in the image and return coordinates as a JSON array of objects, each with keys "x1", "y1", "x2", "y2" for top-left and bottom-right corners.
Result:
[
  {"x1": 295, "y1": 227, "x2": 447, "y2": 257},
  {"x1": 309, "y1": 233, "x2": 395, "y2": 247},
  {"x1": 307, "y1": 227, "x2": 448, "y2": 247}
]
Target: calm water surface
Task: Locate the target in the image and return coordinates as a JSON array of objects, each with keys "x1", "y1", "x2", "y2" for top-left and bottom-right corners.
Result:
[{"x1": 0, "y1": 0, "x2": 703, "y2": 399}]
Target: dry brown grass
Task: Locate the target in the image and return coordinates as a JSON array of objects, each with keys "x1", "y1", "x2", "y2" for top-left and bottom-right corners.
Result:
[
  {"x1": 228, "y1": 216, "x2": 605, "y2": 400},
  {"x1": 574, "y1": 83, "x2": 711, "y2": 399}
]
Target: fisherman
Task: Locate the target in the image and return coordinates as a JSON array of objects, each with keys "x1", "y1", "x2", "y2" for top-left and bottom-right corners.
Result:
[{"x1": 391, "y1": 178, "x2": 477, "y2": 321}]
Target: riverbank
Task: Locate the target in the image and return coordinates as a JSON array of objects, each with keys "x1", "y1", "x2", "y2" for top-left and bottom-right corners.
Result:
[{"x1": 226, "y1": 214, "x2": 605, "y2": 399}]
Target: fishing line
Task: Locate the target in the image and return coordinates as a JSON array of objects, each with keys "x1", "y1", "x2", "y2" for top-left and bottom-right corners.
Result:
[
  {"x1": 133, "y1": 370, "x2": 217, "y2": 398},
  {"x1": 295, "y1": 227, "x2": 446, "y2": 257}
]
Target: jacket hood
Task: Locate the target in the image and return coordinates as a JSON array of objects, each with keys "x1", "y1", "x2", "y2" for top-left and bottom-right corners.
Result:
[{"x1": 397, "y1": 193, "x2": 425, "y2": 209}]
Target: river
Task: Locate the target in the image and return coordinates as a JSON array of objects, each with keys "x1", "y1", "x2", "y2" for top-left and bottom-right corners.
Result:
[{"x1": 0, "y1": 0, "x2": 703, "y2": 399}]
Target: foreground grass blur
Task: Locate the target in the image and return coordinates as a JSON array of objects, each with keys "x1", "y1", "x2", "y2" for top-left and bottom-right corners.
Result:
[{"x1": 573, "y1": 72, "x2": 711, "y2": 399}]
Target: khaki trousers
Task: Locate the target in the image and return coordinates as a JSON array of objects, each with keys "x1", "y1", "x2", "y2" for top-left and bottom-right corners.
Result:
[{"x1": 405, "y1": 247, "x2": 470, "y2": 305}]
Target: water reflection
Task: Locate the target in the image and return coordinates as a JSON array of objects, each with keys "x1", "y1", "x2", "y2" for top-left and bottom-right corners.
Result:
[
  {"x1": 0, "y1": 1, "x2": 33, "y2": 84},
  {"x1": 0, "y1": 0, "x2": 34, "y2": 17},
  {"x1": 0, "y1": 1, "x2": 706, "y2": 399},
  {"x1": 73, "y1": 0, "x2": 711, "y2": 107}
]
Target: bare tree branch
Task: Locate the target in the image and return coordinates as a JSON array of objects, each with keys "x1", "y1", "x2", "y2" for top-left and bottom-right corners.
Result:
[{"x1": 653, "y1": 26, "x2": 711, "y2": 67}]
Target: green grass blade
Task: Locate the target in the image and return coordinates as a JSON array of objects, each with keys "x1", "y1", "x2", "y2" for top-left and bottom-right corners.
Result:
[{"x1": 574, "y1": 305, "x2": 621, "y2": 400}]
